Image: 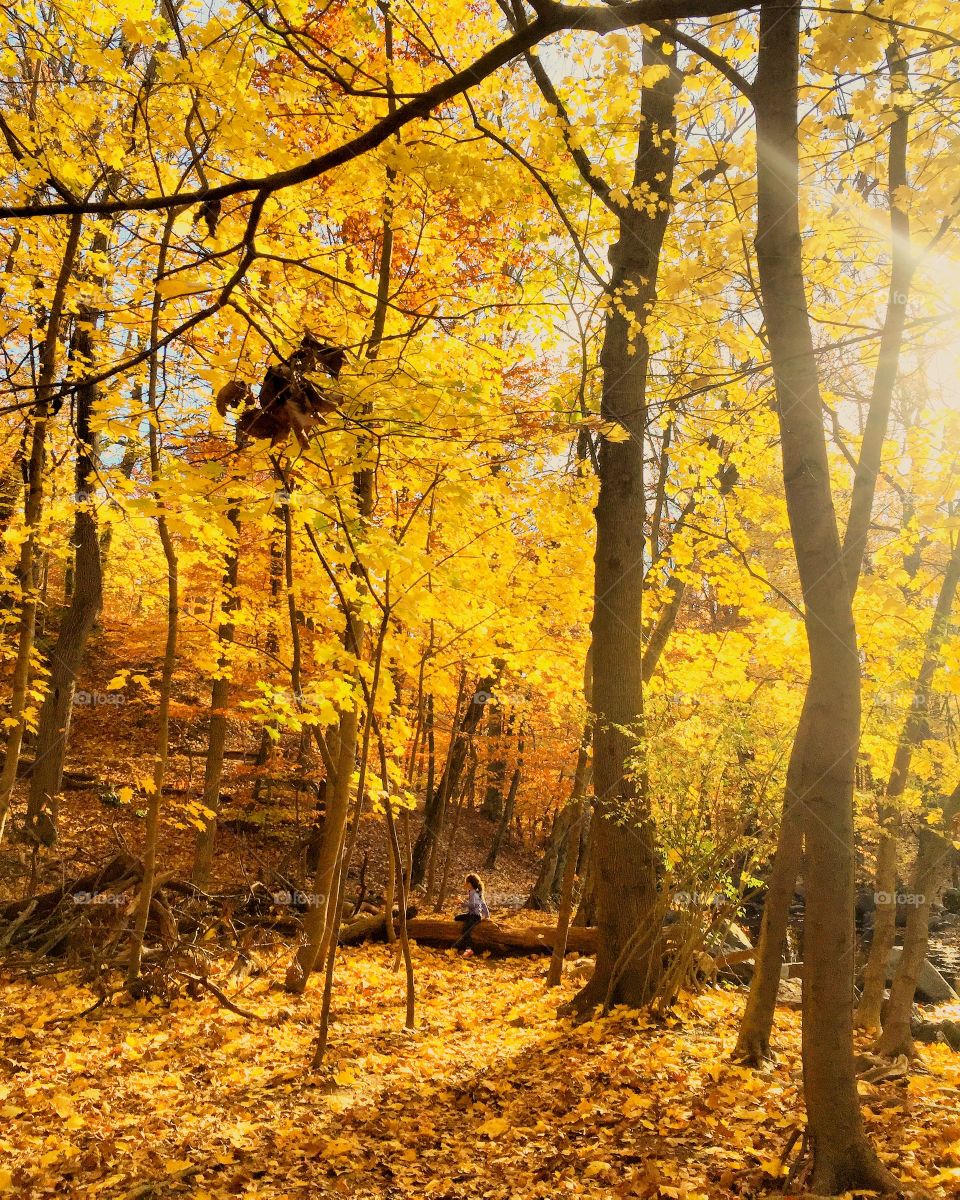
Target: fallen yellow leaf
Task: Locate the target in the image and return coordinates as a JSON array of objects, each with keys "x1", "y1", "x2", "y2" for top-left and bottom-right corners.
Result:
[{"x1": 477, "y1": 1116, "x2": 509, "y2": 1138}]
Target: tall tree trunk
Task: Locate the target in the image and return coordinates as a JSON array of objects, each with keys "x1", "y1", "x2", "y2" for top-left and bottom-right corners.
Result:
[
  {"x1": 855, "y1": 818, "x2": 898, "y2": 1030},
  {"x1": 875, "y1": 782, "x2": 960, "y2": 1058},
  {"x1": 128, "y1": 211, "x2": 179, "y2": 987},
  {"x1": 252, "y1": 523, "x2": 284, "y2": 799},
  {"x1": 547, "y1": 727, "x2": 591, "y2": 985},
  {"x1": 191, "y1": 503, "x2": 241, "y2": 888},
  {"x1": 732, "y1": 773, "x2": 803, "y2": 1061},
  {"x1": 842, "y1": 40, "x2": 912, "y2": 588},
  {"x1": 574, "y1": 27, "x2": 680, "y2": 1012},
  {"x1": 480, "y1": 699, "x2": 506, "y2": 820},
  {"x1": 412, "y1": 676, "x2": 493, "y2": 887},
  {"x1": 0, "y1": 214, "x2": 83, "y2": 847},
  {"x1": 435, "y1": 759, "x2": 476, "y2": 913},
  {"x1": 751, "y1": 3, "x2": 894, "y2": 1190},
  {"x1": 289, "y1": 7, "x2": 400, "y2": 993},
  {"x1": 856, "y1": 532, "x2": 960, "y2": 1027},
  {"x1": 26, "y1": 270, "x2": 109, "y2": 840},
  {"x1": 486, "y1": 724, "x2": 523, "y2": 869},
  {"x1": 286, "y1": 703, "x2": 360, "y2": 993},
  {"x1": 735, "y1": 36, "x2": 913, "y2": 1064},
  {"x1": 528, "y1": 791, "x2": 576, "y2": 910},
  {"x1": 528, "y1": 717, "x2": 592, "y2": 909}
]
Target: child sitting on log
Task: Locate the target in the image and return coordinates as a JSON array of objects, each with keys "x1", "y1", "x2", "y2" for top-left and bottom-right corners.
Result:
[{"x1": 454, "y1": 873, "x2": 489, "y2": 956}]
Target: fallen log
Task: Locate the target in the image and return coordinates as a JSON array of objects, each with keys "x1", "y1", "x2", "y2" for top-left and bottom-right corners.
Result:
[
  {"x1": 404, "y1": 918, "x2": 597, "y2": 955},
  {"x1": 0, "y1": 853, "x2": 140, "y2": 922},
  {"x1": 339, "y1": 907, "x2": 418, "y2": 946},
  {"x1": 15, "y1": 761, "x2": 97, "y2": 790}
]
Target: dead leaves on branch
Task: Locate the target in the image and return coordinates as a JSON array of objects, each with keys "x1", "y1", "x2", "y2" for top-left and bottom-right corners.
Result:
[{"x1": 0, "y1": 949, "x2": 958, "y2": 1198}]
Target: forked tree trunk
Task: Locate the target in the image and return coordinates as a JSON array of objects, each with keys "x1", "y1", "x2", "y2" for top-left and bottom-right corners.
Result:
[
  {"x1": 547, "y1": 726, "x2": 591, "y2": 985},
  {"x1": 733, "y1": 770, "x2": 803, "y2": 1062},
  {"x1": 480, "y1": 699, "x2": 506, "y2": 820},
  {"x1": 412, "y1": 676, "x2": 492, "y2": 887},
  {"x1": 486, "y1": 725, "x2": 523, "y2": 869},
  {"x1": 528, "y1": 725, "x2": 591, "y2": 909},
  {"x1": 528, "y1": 789, "x2": 577, "y2": 909},
  {"x1": 575, "y1": 28, "x2": 681, "y2": 1012},
  {"x1": 0, "y1": 214, "x2": 83, "y2": 847},
  {"x1": 735, "y1": 36, "x2": 914, "y2": 1064},
  {"x1": 26, "y1": 304, "x2": 105, "y2": 841},
  {"x1": 857, "y1": 531, "x2": 960, "y2": 1027},
  {"x1": 752, "y1": 3, "x2": 894, "y2": 1190},
  {"x1": 855, "y1": 818, "x2": 898, "y2": 1030},
  {"x1": 875, "y1": 783, "x2": 960, "y2": 1058}
]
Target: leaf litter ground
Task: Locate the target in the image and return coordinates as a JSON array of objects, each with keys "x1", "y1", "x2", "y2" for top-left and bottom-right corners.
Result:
[{"x1": 1, "y1": 945, "x2": 958, "y2": 1199}]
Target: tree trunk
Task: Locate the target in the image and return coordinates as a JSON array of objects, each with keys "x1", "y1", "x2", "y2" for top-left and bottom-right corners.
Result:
[
  {"x1": 841, "y1": 41, "x2": 912, "y2": 589},
  {"x1": 128, "y1": 212, "x2": 179, "y2": 987},
  {"x1": 0, "y1": 214, "x2": 83, "y2": 847},
  {"x1": 547, "y1": 728, "x2": 591, "y2": 985},
  {"x1": 486, "y1": 725, "x2": 523, "y2": 868},
  {"x1": 434, "y1": 759, "x2": 475, "y2": 912},
  {"x1": 384, "y1": 797, "x2": 415, "y2": 1028},
  {"x1": 875, "y1": 783, "x2": 960, "y2": 1057},
  {"x1": 573, "y1": 812, "x2": 596, "y2": 927},
  {"x1": 752, "y1": 3, "x2": 894, "y2": 1190},
  {"x1": 382, "y1": 807, "x2": 397, "y2": 944},
  {"x1": 855, "y1": 819, "x2": 898, "y2": 1031},
  {"x1": 252, "y1": 523, "x2": 284, "y2": 799},
  {"x1": 191, "y1": 503, "x2": 241, "y2": 888},
  {"x1": 734, "y1": 33, "x2": 914, "y2": 1065},
  {"x1": 412, "y1": 676, "x2": 492, "y2": 887},
  {"x1": 26, "y1": 300, "x2": 105, "y2": 840},
  {"x1": 286, "y1": 703, "x2": 360, "y2": 992},
  {"x1": 732, "y1": 776, "x2": 803, "y2": 1062},
  {"x1": 856, "y1": 531, "x2": 960, "y2": 1027},
  {"x1": 528, "y1": 798, "x2": 574, "y2": 910},
  {"x1": 480, "y1": 698, "x2": 506, "y2": 820},
  {"x1": 574, "y1": 28, "x2": 680, "y2": 1013},
  {"x1": 422, "y1": 675, "x2": 464, "y2": 895}
]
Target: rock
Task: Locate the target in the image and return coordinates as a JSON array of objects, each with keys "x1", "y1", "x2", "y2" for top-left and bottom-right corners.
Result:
[
  {"x1": 886, "y1": 947, "x2": 959, "y2": 1004},
  {"x1": 777, "y1": 977, "x2": 802, "y2": 1008},
  {"x1": 942, "y1": 889, "x2": 960, "y2": 915},
  {"x1": 913, "y1": 1017, "x2": 960, "y2": 1051},
  {"x1": 722, "y1": 921, "x2": 753, "y2": 952}
]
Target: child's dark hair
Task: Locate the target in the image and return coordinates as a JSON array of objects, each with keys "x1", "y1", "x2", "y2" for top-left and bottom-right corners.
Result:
[{"x1": 466, "y1": 872, "x2": 484, "y2": 896}]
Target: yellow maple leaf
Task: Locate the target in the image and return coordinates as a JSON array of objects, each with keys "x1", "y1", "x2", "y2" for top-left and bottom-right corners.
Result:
[{"x1": 477, "y1": 1116, "x2": 509, "y2": 1138}]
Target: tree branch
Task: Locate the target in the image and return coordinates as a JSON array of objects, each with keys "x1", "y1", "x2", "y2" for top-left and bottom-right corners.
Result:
[{"x1": 0, "y1": 0, "x2": 751, "y2": 220}]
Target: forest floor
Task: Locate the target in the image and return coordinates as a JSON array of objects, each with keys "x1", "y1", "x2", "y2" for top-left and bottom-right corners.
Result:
[
  {"x1": 0, "y1": 611, "x2": 544, "y2": 910},
  {"x1": 1, "y1": 939, "x2": 959, "y2": 1200},
  {"x1": 3, "y1": 615, "x2": 960, "y2": 1198}
]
